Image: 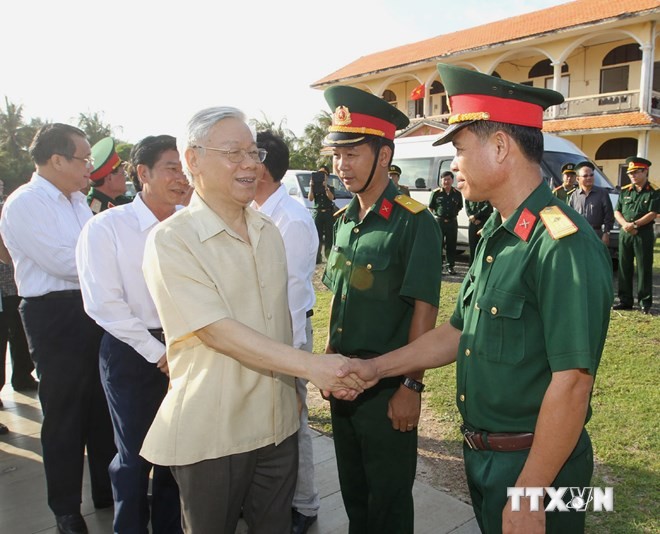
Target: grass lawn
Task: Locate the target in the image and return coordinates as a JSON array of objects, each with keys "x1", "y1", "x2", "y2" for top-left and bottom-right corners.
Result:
[{"x1": 308, "y1": 242, "x2": 660, "y2": 533}]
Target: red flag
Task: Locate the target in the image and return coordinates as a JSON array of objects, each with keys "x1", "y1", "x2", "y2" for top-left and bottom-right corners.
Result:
[{"x1": 410, "y1": 84, "x2": 425, "y2": 101}]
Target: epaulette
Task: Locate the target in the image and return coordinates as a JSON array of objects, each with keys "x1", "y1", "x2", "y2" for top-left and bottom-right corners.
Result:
[
  {"x1": 333, "y1": 205, "x2": 348, "y2": 218},
  {"x1": 621, "y1": 183, "x2": 634, "y2": 190},
  {"x1": 552, "y1": 185, "x2": 563, "y2": 193},
  {"x1": 394, "y1": 195, "x2": 426, "y2": 214},
  {"x1": 431, "y1": 187, "x2": 441, "y2": 193},
  {"x1": 539, "y1": 205, "x2": 578, "y2": 240},
  {"x1": 89, "y1": 198, "x2": 102, "y2": 214}
]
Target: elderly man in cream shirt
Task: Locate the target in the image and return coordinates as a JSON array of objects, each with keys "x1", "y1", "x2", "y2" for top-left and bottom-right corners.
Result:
[{"x1": 141, "y1": 107, "x2": 362, "y2": 534}]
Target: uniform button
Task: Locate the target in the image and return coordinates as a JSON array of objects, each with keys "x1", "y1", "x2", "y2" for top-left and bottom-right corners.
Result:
[
  {"x1": 486, "y1": 255, "x2": 494, "y2": 263},
  {"x1": 353, "y1": 228, "x2": 360, "y2": 234},
  {"x1": 491, "y1": 307, "x2": 498, "y2": 315},
  {"x1": 474, "y1": 304, "x2": 479, "y2": 310},
  {"x1": 337, "y1": 327, "x2": 343, "y2": 333},
  {"x1": 267, "y1": 313, "x2": 272, "y2": 320},
  {"x1": 465, "y1": 349, "x2": 471, "y2": 356},
  {"x1": 341, "y1": 294, "x2": 347, "y2": 301},
  {"x1": 345, "y1": 260, "x2": 352, "y2": 266},
  {"x1": 459, "y1": 394, "x2": 465, "y2": 402},
  {"x1": 366, "y1": 264, "x2": 372, "y2": 270}
]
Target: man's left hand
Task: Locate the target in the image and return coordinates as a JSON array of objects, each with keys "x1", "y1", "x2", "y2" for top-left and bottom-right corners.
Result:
[
  {"x1": 502, "y1": 496, "x2": 545, "y2": 534},
  {"x1": 387, "y1": 384, "x2": 421, "y2": 432}
]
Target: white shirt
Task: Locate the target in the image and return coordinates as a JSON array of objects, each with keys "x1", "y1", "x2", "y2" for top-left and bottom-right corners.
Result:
[
  {"x1": 76, "y1": 193, "x2": 170, "y2": 363},
  {"x1": 252, "y1": 184, "x2": 318, "y2": 349},
  {"x1": 0, "y1": 173, "x2": 92, "y2": 297}
]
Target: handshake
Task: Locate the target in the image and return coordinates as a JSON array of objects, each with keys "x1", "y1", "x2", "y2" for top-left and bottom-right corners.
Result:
[{"x1": 306, "y1": 353, "x2": 382, "y2": 401}]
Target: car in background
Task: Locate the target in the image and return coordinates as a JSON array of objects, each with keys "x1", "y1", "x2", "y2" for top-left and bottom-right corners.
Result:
[
  {"x1": 392, "y1": 133, "x2": 621, "y2": 259},
  {"x1": 282, "y1": 169, "x2": 354, "y2": 213}
]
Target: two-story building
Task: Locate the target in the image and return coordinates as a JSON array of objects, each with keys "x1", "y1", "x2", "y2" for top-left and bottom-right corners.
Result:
[{"x1": 311, "y1": 0, "x2": 660, "y2": 187}]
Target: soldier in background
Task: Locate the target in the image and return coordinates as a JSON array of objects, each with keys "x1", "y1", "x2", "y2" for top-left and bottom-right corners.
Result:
[
  {"x1": 308, "y1": 165, "x2": 335, "y2": 263},
  {"x1": 552, "y1": 162, "x2": 577, "y2": 203},
  {"x1": 429, "y1": 171, "x2": 463, "y2": 275},
  {"x1": 87, "y1": 137, "x2": 132, "y2": 214},
  {"x1": 388, "y1": 164, "x2": 410, "y2": 195},
  {"x1": 465, "y1": 199, "x2": 493, "y2": 266}
]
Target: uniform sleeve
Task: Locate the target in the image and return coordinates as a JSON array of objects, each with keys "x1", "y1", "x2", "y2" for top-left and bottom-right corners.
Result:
[
  {"x1": 399, "y1": 210, "x2": 443, "y2": 306},
  {"x1": 142, "y1": 227, "x2": 231, "y2": 341}
]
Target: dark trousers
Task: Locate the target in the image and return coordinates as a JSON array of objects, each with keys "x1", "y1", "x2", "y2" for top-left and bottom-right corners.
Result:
[
  {"x1": 438, "y1": 218, "x2": 458, "y2": 269},
  {"x1": 171, "y1": 433, "x2": 298, "y2": 534},
  {"x1": 617, "y1": 227, "x2": 654, "y2": 308},
  {"x1": 330, "y1": 379, "x2": 417, "y2": 534},
  {"x1": 0, "y1": 294, "x2": 34, "y2": 391},
  {"x1": 314, "y1": 210, "x2": 335, "y2": 262},
  {"x1": 19, "y1": 295, "x2": 115, "y2": 515},
  {"x1": 468, "y1": 222, "x2": 485, "y2": 267},
  {"x1": 464, "y1": 429, "x2": 593, "y2": 534},
  {"x1": 99, "y1": 333, "x2": 181, "y2": 534}
]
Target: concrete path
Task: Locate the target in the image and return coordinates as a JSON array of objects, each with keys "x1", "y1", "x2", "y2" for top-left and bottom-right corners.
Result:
[{"x1": 0, "y1": 383, "x2": 479, "y2": 533}]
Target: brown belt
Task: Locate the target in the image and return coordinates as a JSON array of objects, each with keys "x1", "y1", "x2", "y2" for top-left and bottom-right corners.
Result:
[{"x1": 461, "y1": 424, "x2": 534, "y2": 452}]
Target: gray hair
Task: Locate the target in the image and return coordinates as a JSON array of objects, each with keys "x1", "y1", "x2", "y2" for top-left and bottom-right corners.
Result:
[{"x1": 179, "y1": 106, "x2": 251, "y2": 183}]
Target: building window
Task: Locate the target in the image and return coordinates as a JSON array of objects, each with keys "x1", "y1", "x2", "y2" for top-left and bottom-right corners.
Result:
[
  {"x1": 602, "y1": 44, "x2": 642, "y2": 66},
  {"x1": 429, "y1": 81, "x2": 449, "y2": 115},
  {"x1": 599, "y1": 65, "x2": 629, "y2": 105},
  {"x1": 383, "y1": 89, "x2": 397, "y2": 107},
  {"x1": 528, "y1": 60, "x2": 568, "y2": 78}
]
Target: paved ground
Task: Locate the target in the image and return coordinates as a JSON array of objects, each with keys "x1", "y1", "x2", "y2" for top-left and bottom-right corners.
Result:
[{"x1": 0, "y1": 381, "x2": 479, "y2": 534}]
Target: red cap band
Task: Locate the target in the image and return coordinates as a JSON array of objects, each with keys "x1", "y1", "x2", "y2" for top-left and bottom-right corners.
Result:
[
  {"x1": 448, "y1": 94, "x2": 544, "y2": 129},
  {"x1": 627, "y1": 161, "x2": 649, "y2": 171},
  {"x1": 90, "y1": 153, "x2": 121, "y2": 182},
  {"x1": 329, "y1": 111, "x2": 397, "y2": 140}
]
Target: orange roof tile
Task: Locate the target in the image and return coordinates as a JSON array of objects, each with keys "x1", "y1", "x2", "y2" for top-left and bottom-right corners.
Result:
[
  {"x1": 543, "y1": 112, "x2": 659, "y2": 133},
  {"x1": 313, "y1": 0, "x2": 660, "y2": 87}
]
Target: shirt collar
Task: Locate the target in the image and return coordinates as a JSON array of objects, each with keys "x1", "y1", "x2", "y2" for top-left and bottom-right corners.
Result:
[
  {"x1": 252, "y1": 183, "x2": 286, "y2": 217},
  {"x1": 187, "y1": 191, "x2": 265, "y2": 243},
  {"x1": 131, "y1": 193, "x2": 160, "y2": 232},
  {"x1": 32, "y1": 173, "x2": 88, "y2": 205},
  {"x1": 344, "y1": 180, "x2": 399, "y2": 223}
]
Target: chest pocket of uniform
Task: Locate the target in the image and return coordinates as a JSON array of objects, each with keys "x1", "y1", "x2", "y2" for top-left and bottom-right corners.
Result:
[
  {"x1": 475, "y1": 288, "x2": 525, "y2": 364},
  {"x1": 348, "y1": 255, "x2": 391, "y2": 300}
]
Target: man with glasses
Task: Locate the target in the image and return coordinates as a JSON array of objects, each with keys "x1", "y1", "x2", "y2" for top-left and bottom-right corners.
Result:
[
  {"x1": 0, "y1": 123, "x2": 115, "y2": 534},
  {"x1": 140, "y1": 107, "x2": 364, "y2": 533},
  {"x1": 87, "y1": 137, "x2": 132, "y2": 214},
  {"x1": 569, "y1": 161, "x2": 614, "y2": 246},
  {"x1": 613, "y1": 156, "x2": 659, "y2": 314}
]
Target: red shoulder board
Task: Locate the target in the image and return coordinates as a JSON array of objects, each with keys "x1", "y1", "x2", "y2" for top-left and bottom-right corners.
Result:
[{"x1": 514, "y1": 207, "x2": 537, "y2": 242}]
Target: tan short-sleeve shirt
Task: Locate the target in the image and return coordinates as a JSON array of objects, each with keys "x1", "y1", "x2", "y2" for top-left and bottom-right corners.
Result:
[{"x1": 140, "y1": 192, "x2": 298, "y2": 466}]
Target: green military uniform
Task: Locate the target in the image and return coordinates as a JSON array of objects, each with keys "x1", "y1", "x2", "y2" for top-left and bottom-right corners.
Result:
[
  {"x1": 465, "y1": 200, "x2": 493, "y2": 266},
  {"x1": 87, "y1": 188, "x2": 132, "y2": 214},
  {"x1": 87, "y1": 136, "x2": 131, "y2": 215},
  {"x1": 324, "y1": 182, "x2": 442, "y2": 533},
  {"x1": 312, "y1": 184, "x2": 335, "y2": 263},
  {"x1": 452, "y1": 184, "x2": 612, "y2": 534},
  {"x1": 615, "y1": 164, "x2": 659, "y2": 311},
  {"x1": 552, "y1": 184, "x2": 576, "y2": 203},
  {"x1": 428, "y1": 186, "x2": 463, "y2": 272},
  {"x1": 321, "y1": 85, "x2": 442, "y2": 533},
  {"x1": 388, "y1": 164, "x2": 410, "y2": 196},
  {"x1": 434, "y1": 63, "x2": 612, "y2": 534}
]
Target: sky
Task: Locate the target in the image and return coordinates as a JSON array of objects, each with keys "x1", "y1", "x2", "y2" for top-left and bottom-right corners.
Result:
[{"x1": 2, "y1": 0, "x2": 565, "y2": 143}]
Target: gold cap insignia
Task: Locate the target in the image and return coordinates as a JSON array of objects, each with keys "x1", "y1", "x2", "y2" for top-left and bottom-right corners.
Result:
[{"x1": 333, "y1": 106, "x2": 352, "y2": 126}]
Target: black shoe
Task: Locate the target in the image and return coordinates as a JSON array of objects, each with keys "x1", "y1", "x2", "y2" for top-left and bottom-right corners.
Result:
[
  {"x1": 641, "y1": 307, "x2": 651, "y2": 315},
  {"x1": 0, "y1": 423, "x2": 8, "y2": 435},
  {"x1": 447, "y1": 267, "x2": 456, "y2": 275},
  {"x1": 55, "y1": 513, "x2": 88, "y2": 534},
  {"x1": 612, "y1": 303, "x2": 633, "y2": 310},
  {"x1": 292, "y1": 510, "x2": 318, "y2": 534},
  {"x1": 12, "y1": 379, "x2": 39, "y2": 391}
]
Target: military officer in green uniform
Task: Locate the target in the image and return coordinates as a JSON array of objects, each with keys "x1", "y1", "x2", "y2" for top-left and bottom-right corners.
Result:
[
  {"x1": 613, "y1": 157, "x2": 659, "y2": 314},
  {"x1": 308, "y1": 165, "x2": 336, "y2": 263},
  {"x1": 429, "y1": 171, "x2": 463, "y2": 274},
  {"x1": 338, "y1": 64, "x2": 613, "y2": 534},
  {"x1": 321, "y1": 85, "x2": 442, "y2": 533},
  {"x1": 87, "y1": 137, "x2": 132, "y2": 214},
  {"x1": 552, "y1": 162, "x2": 577, "y2": 203},
  {"x1": 388, "y1": 164, "x2": 410, "y2": 195},
  {"x1": 465, "y1": 199, "x2": 493, "y2": 266}
]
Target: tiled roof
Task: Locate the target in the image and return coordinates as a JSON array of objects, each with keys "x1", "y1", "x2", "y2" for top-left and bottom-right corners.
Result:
[
  {"x1": 543, "y1": 112, "x2": 660, "y2": 133},
  {"x1": 312, "y1": 0, "x2": 660, "y2": 87}
]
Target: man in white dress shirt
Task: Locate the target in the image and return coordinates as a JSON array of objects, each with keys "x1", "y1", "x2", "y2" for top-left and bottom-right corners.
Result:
[
  {"x1": 76, "y1": 135, "x2": 187, "y2": 534},
  {"x1": 0, "y1": 123, "x2": 115, "y2": 534},
  {"x1": 252, "y1": 131, "x2": 320, "y2": 534}
]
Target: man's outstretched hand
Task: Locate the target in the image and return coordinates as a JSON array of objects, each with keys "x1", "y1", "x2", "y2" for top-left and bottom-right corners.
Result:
[{"x1": 319, "y1": 357, "x2": 381, "y2": 400}]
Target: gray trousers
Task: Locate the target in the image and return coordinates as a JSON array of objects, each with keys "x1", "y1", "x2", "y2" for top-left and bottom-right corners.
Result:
[
  {"x1": 171, "y1": 432, "x2": 298, "y2": 533},
  {"x1": 293, "y1": 317, "x2": 321, "y2": 517}
]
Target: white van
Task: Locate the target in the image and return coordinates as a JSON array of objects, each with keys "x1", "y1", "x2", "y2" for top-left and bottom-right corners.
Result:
[
  {"x1": 282, "y1": 169, "x2": 354, "y2": 213},
  {"x1": 392, "y1": 133, "x2": 620, "y2": 257}
]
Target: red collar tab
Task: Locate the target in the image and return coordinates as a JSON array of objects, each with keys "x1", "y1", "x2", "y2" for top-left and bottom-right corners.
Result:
[
  {"x1": 448, "y1": 93, "x2": 543, "y2": 129},
  {"x1": 378, "y1": 198, "x2": 393, "y2": 220},
  {"x1": 514, "y1": 208, "x2": 537, "y2": 241}
]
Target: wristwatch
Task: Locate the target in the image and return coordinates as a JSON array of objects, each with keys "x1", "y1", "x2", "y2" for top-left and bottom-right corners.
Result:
[
  {"x1": 633, "y1": 222, "x2": 638, "y2": 229},
  {"x1": 401, "y1": 376, "x2": 425, "y2": 393}
]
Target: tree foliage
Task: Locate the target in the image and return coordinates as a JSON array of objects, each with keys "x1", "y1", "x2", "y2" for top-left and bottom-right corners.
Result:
[{"x1": 77, "y1": 111, "x2": 114, "y2": 145}]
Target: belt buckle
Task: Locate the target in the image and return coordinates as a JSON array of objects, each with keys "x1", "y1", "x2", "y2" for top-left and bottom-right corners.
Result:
[{"x1": 462, "y1": 427, "x2": 478, "y2": 450}]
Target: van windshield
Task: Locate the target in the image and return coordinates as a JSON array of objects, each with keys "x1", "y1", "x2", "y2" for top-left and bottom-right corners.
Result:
[
  {"x1": 542, "y1": 151, "x2": 616, "y2": 191},
  {"x1": 297, "y1": 172, "x2": 353, "y2": 199},
  {"x1": 391, "y1": 157, "x2": 435, "y2": 190}
]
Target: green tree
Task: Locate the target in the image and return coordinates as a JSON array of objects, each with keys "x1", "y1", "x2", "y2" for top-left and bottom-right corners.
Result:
[{"x1": 77, "y1": 111, "x2": 113, "y2": 145}]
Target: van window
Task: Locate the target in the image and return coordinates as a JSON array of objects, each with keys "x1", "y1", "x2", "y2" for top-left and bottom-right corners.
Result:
[
  {"x1": 541, "y1": 151, "x2": 616, "y2": 191},
  {"x1": 391, "y1": 157, "x2": 436, "y2": 190},
  {"x1": 295, "y1": 172, "x2": 352, "y2": 199}
]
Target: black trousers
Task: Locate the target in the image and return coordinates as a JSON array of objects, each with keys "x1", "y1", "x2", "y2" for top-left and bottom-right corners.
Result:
[
  {"x1": 0, "y1": 294, "x2": 34, "y2": 391},
  {"x1": 19, "y1": 294, "x2": 115, "y2": 515}
]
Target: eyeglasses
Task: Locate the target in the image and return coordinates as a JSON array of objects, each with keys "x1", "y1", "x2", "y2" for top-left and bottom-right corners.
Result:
[
  {"x1": 192, "y1": 145, "x2": 267, "y2": 164},
  {"x1": 59, "y1": 154, "x2": 95, "y2": 167},
  {"x1": 580, "y1": 173, "x2": 594, "y2": 177}
]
